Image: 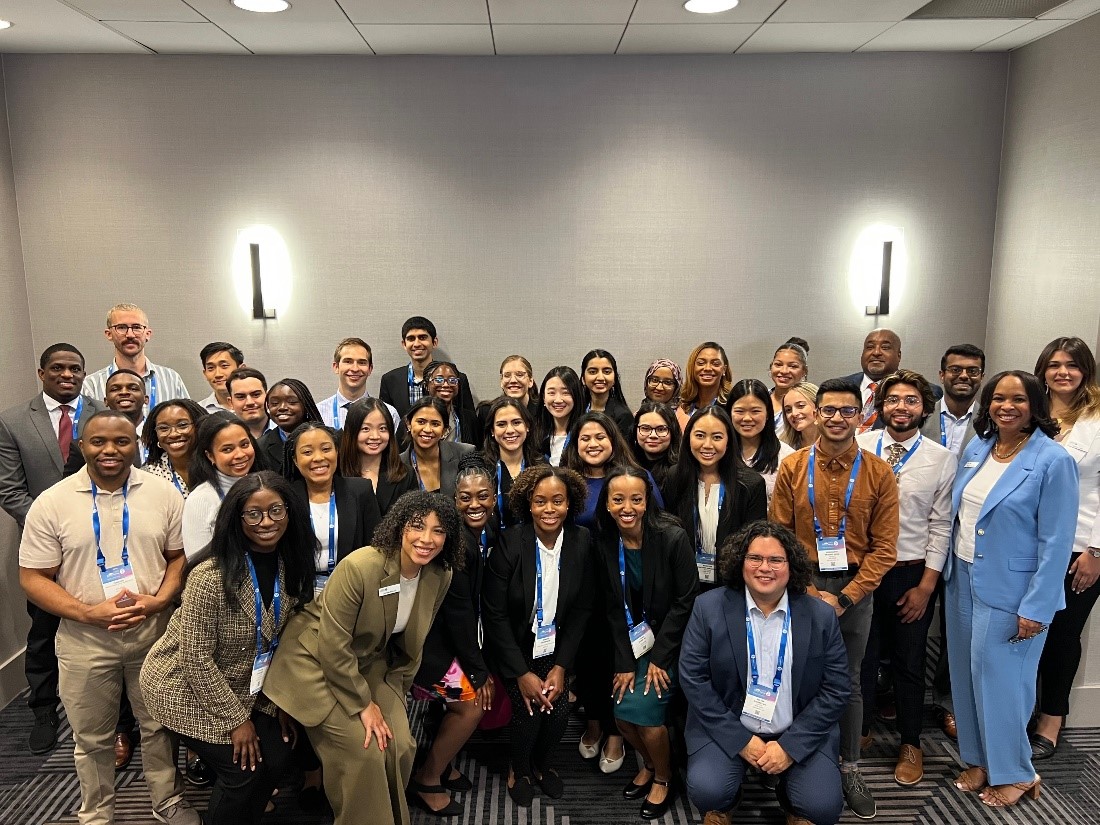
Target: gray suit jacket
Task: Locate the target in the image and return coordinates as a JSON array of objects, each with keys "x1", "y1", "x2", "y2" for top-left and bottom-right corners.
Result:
[
  {"x1": 920, "y1": 400, "x2": 976, "y2": 457},
  {"x1": 0, "y1": 394, "x2": 106, "y2": 526}
]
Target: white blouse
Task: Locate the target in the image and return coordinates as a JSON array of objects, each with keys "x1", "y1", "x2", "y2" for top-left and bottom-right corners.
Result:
[{"x1": 955, "y1": 458, "x2": 1010, "y2": 563}]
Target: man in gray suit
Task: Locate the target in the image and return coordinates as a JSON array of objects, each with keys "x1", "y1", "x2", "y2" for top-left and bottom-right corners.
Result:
[
  {"x1": 0, "y1": 343, "x2": 105, "y2": 754},
  {"x1": 920, "y1": 344, "x2": 984, "y2": 457}
]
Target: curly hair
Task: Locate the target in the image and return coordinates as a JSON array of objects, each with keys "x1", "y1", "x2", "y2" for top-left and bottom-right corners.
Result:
[
  {"x1": 370, "y1": 490, "x2": 465, "y2": 572},
  {"x1": 719, "y1": 520, "x2": 812, "y2": 595},
  {"x1": 873, "y1": 369, "x2": 937, "y2": 429},
  {"x1": 507, "y1": 464, "x2": 588, "y2": 522}
]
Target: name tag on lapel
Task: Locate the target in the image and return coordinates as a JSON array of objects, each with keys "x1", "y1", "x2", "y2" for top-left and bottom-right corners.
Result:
[
  {"x1": 378, "y1": 583, "x2": 400, "y2": 597},
  {"x1": 964, "y1": 461, "x2": 979, "y2": 468}
]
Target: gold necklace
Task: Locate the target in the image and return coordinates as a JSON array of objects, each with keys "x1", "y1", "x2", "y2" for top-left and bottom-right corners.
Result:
[{"x1": 993, "y1": 433, "x2": 1030, "y2": 460}]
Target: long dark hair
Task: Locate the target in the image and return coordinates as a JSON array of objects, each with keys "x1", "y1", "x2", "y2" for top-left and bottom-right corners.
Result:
[
  {"x1": 974, "y1": 370, "x2": 1059, "y2": 439},
  {"x1": 630, "y1": 401, "x2": 681, "y2": 488},
  {"x1": 538, "y1": 365, "x2": 584, "y2": 447},
  {"x1": 561, "y1": 411, "x2": 641, "y2": 477},
  {"x1": 482, "y1": 396, "x2": 543, "y2": 466},
  {"x1": 189, "y1": 412, "x2": 260, "y2": 490},
  {"x1": 1034, "y1": 337, "x2": 1100, "y2": 427},
  {"x1": 726, "y1": 379, "x2": 783, "y2": 475},
  {"x1": 211, "y1": 471, "x2": 317, "y2": 604},
  {"x1": 595, "y1": 465, "x2": 678, "y2": 540},
  {"x1": 266, "y1": 378, "x2": 323, "y2": 433},
  {"x1": 719, "y1": 520, "x2": 811, "y2": 595},
  {"x1": 664, "y1": 406, "x2": 743, "y2": 528},
  {"x1": 143, "y1": 399, "x2": 208, "y2": 466},
  {"x1": 581, "y1": 349, "x2": 629, "y2": 409},
  {"x1": 283, "y1": 421, "x2": 341, "y2": 483},
  {"x1": 338, "y1": 398, "x2": 408, "y2": 482}
]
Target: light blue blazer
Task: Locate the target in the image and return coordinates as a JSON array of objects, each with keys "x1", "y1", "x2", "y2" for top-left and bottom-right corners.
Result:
[{"x1": 944, "y1": 430, "x2": 1079, "y2": 625}]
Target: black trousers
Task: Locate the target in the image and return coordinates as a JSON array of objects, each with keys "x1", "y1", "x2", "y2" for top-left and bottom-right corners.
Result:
[
  {"x1": 573, "y1": 613, "x2": 615, "y2": 735},
  {"x1": 1038, "y1": 555, "x2": 1100, "y2": 717},
  {"x1": 860, "y1": 563, "x2": 937, "y2": 746},
  {"x1": 25, "y1": 602, "x2": 60, "y2": 711},
  {"x1": 503, "y1": 658, "x2": 571, "y2": 780},
  {"x1": 179, "y1": 710, "x2": 293, "y2": 825}
]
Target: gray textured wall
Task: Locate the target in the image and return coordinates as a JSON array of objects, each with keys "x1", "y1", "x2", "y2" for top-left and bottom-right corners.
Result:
[{"x1": 2, "y1": 52, "x2": 1007, "y2": 404}]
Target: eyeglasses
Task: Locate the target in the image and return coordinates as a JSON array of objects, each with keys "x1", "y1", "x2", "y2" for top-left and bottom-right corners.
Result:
[
  {"x1": 883, "y1": 395, "x2": 922, "y2": 408},
  {"x1": 431, "y1": 376, "x2": 460, "y2": 386},
  {"x1": 646, "y1": 377, "x2": 676, "y2": 388},
  {"x1": 745, "y1": 554, "x2": 789, "y2": 568},
  {"x1": 109, "y1": 324, "x2": 147, "y2": 335},
  {"x1": 154, "y1": 421, "x2": 194, "y2": 436},
  {"x1": 241, "y1": 504, "x2": 288, "y2": 525},
  {"x1": 944, "y1": 366, "x2": 983, "y2": 378},
  {"x1": 637, "y1": 424, "x2": 671, "y2": 437},
  {"x1": 819, "y1": 405, "x2": 860, "y2": 420},
  {"x1": 501, "y1": 371, "x2": 529, "y2": 381}
]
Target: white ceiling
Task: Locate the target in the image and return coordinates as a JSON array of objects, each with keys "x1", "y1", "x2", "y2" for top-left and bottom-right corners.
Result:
[{"x1": 0, "y1": 0, "x2": 1097, "y2": 55}]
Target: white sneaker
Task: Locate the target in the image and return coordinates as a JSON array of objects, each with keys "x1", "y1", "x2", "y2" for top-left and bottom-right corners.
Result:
[{"x1": 153, "y1": 798, "x2": 201, "y2": 825}]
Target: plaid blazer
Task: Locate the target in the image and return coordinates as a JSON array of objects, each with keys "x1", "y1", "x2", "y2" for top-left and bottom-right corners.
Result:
[{"x1": 140, "y1": 557, "x2": 303, "y2": 744}]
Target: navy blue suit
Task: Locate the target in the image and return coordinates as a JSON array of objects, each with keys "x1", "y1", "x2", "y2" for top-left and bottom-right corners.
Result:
[{"x1": 680, "y1": 587, "x2": 849, "y2": 823}]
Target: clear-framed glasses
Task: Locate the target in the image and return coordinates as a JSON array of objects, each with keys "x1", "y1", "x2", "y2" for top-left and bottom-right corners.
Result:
[
  {"x1": 944, "y1": 366, "x2": 983, "y2": 378},
  {"x1": 637, "y1": 424, "x2": 671, "y2": 437},
  {"x1": 745, "y1": 554, "x2": 789, "y2": 568},
  {"x1": 820, "y1": 405, "x2": 860, "y2": 420},
  {"x1": 154, "y1": 421, "x2": 194, "y2": 436},
  {"x1": 241, "y1": 504, "x2": 288, "y2": 526},
  {"x1": 109, "y1": 323, "x2": 147, "y2": 335},
  {"x1": 431, "y1": 376, "x2": 460, "y2": 386},
  {"x1": 883, "y1": 395, "x2": 922, "y2": 408}
]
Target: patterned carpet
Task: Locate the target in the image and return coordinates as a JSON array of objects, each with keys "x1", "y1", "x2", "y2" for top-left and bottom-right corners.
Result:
[{"x1": 1, "y1": 689, "x2": 1098, "y2": 825}]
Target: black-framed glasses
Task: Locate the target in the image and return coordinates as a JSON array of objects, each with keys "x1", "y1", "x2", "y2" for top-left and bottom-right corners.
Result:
[
  {"x1": 241, "y1": 504, "x2": 288, "y2": 525},
  {"x1": 637, "y1": 424, "x2": 671, "y2": 437},
  {"x1": 109, "y1": 323, "x2": 147, "y2": 334},
  {"x1": 646, "y1": 376, "x2": 676, "y2": 388},
  {"x1": 944, "y1": 366, "x2": 983, "y2": 378},
  {"x1": 431, "y1": 376, "x2": 460, "y2": 386},
  {"x1": 820, "y1": 405, "x2": 860, "y2": 420}
]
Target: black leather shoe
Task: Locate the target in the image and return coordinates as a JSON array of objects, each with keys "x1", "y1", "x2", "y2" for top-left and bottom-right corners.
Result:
[
  {"x1": 441, "y1": 765, "x2": 473, "y2": 792},
  {"x1": 640, "y1": 778, "x2": 674, "y2": 820},
  {"x1": 534, "y1": 767, "x2": 564, "y2": 799},
  {"x1": 508, "y1": 776, "x2": 535, "y2": 808},
  {"x1": 185, "y1": 756, "x2": 216, "y2": 787},
  {"x1": 298, "y1": 785, "x2": 327, "y2": 814},
  {"x1": 623, "y1": 765, "x2": 654, "y2": 800},
  {"x1": 1030, "y1": 733, "x2": 1058, "y2": 761},
  {"x1": 407, "y1": 779, "x2": 463, "y2": 818},
  {"x1": 28, "y1": 707, "x2": 59, "y2": 755}
]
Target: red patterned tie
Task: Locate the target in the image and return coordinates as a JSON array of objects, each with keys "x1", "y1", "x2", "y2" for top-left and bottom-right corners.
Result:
[
  {"x1": 858, "y1": 382, "x2": 878, "y2": 433},
  {"x1": 58, "y1": 404, "x2": 73, "y2": 462}
]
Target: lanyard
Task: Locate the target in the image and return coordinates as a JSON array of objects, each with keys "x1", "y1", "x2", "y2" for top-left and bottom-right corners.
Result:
[
  {"x1": 939, "y1": 411, "x2": 948, "y2": 447},
  {"x1": 309, "y1": 490, "x2": 337, "y2": 572},
  {"x1": 534, "y1": 539, "x2": 560, "y2": 628},
  {"x1": 167, "y1": 460, "x2": 184, "y2": 494},
  {"x1": 452, "y1": 411, "x2": 461, "y2": 444},
  {"x1": 245, "y1": 553, "x2": 281, "y2": 656},
  {"x1": 479, "y1": 529, "x2": 489, "y2": 561},
  {"x1": 90, "y1": 480, "x2": 129, "y2": 572},
  {"x1": 617, "y1": 539, "x2": 645, "y2": 629},
  {"x1": 410, "y1": 451, "x2": 425, "y2": 490},
  {"x1": 70, "y1": 396, "x2": 84, "y2": 440},
  {"x1": 497, "y1": 459, "x2": 525, "y2": 529},
  {"x1": 332, "y1": 395, "x2": 343, "y2": 429},
  {"x1": 108, "y1": 365, "x2": 157, "y2": 409},
  {"x1": 875, "y1": 432, "x2": 922, "y2": 477},
  {"x1": 693, "y1": 482, "x2": 725, "y2": 553},
  {"x1": 407, "y1": 364, "x2": 422, "y2": 404},
  {"x1": 746, "y1": 602, "x2": 790, "y2": 694},
  {"x1": 807, "y1": 446, "x2": 862, "y2": 541}
]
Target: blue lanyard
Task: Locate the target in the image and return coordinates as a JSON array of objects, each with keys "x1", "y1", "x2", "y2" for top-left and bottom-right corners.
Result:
[
  {"x1": 746, "y1": 602, "x2": 790, "y2": 693},
  {"x1": 875, "y1": 432, "x2": 922, "y2": 477},
  {"x1": 168, "y1": 463, "x2": 184, "y2": 494},
  {"x1": 534, "y1": 538, "x2": 560, "y2": 628},
  {"x1": 70, "y1": 396, "x2": 84, "y2": 440},
  {"x1": 332, "y1": 395, "x2": 342, "y2": 429},
  {"x1": 451, "y1": 410, "x2": 461, "y2": 444},
  {"x1": 479, "y1": 529, "x2": 489, "y2": 561},
  {"x1": 108, "y1": 366, "x2": 157, "y2": 409},
  {"x1": 617, "y1": 539, "x2": 645, "y2": 629},
  {"x1": 245, "y1": 553, "x2": 281, "y2": 656},
  {"x1": 807, "y1": 446, "x2": 862, "y2": 541},
  {"x1": 309, "y1": 490, "x2": 337, "y2": 572},
  {"x1": 693, "y1": 482, "x2": 725, "y2": 553},
  {"x1": 407, "y1": 364, "x2": 421, "y2": 404},
  {"x1": 90, "y1": 480, "x2": 129, "y2": 572},
  {"x1": 497, "y1": 459, "x2": 524, "y2": 529},
  {"x1": 410, "y1": 451, "x2": 425, "y2": 490}
]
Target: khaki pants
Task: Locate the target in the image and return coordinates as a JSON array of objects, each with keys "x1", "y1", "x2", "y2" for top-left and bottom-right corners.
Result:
[{"x1": 57, "y1": 616, "x2": 182, "y2": 825}]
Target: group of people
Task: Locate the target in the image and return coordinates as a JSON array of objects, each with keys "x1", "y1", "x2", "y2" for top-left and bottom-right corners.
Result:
[{"x1": 0, "y1": 303, "x2": 1097, "y2": 825}]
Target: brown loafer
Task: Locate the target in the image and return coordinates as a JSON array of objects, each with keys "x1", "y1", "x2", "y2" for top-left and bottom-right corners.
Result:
[
  {"x1": 786, "y1": 815, "x2": 813, "y2": 825},
  {"x1": 702, "y1": 811, "x2": 731, "y2": 825},
  {"x1": 114, "y1": 731, "x2": 133, "y2": 770},
  {"x1": 894, "y1": 744, "x2": 923, "y2": 785},
  {"x1": 941, "y1": 711, "x2": 957, "y2": 739}
]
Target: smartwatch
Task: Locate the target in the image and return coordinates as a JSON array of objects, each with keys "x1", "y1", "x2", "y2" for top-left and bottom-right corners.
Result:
[
  {"x1": 837, "y1": 592, "x2": 855, "y2": 611},
  {"x1": 1088, "y1": 548, "x2": 1100, "y2": 559}
]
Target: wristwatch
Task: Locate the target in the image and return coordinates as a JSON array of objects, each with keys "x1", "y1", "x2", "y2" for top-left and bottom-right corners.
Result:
[
  {"x1": 837, "y1": 592, "x2": 855, "y2": 610},
  {"x1": 1088, "y1": 548, "x2": 1100, "y2": 559}
]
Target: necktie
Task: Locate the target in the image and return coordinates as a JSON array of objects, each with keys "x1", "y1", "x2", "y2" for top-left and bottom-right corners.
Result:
[
  {"x1": 858, "y1": 382, "x2": 878, "y2": 433},
  {"x1": 58, "y1": 404, "x2": 73, "y2": 462},
  {"x1": 885, "y1": 443, "x2": 906, "y2": 467}
]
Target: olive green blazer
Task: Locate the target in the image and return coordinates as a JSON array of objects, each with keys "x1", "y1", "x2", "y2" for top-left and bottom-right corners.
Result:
[{"x1": 264, "y1": 546, "x2": 451, "y2": 727}]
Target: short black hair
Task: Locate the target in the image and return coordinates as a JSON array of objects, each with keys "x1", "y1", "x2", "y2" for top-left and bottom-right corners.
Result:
[
  {"x1": 719, "y1": 520, "x2": 812, "y2": 595},
  {"x1": 39, "y1": 343, "x2": 84, "y2": 370},
  {"x1": 226, "y1": 367, "x2": 267, "y2": 394},
  {"x1": 816, "y1": 377, "x2": 861, "y2": 407},
  {"x1": 402, "y1": 316, "x2": 437, "y2": 340},
  {"x1": 105, "y1": 368, "x2": 145, "y2": 389},
  {"x1": 974, "y1": 370, "x2": 1059, "y2": 439},
  {"x1": 81, "y1": 409, "x2": 137, "y2": 433},
  {"x1": 940, "y1": 344, "x2": 985, "y2": 373},
  {"x1": 200, "y1": 342, "x2": 244, "y2": 368}
]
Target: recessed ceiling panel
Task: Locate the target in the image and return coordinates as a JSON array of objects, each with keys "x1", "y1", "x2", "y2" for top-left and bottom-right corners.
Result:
[
  {"x1": 631, "y1": 0, "x2": 786, "y2": 25},
  {"x1": 110, "y1": 21, "x2": 250, "y2": 53},
  {"x1": 738, "y1": 21, "x2": 895, "y2": 51},
  {"x1": 63, "y1": 0, "x2": 205, "y2": 22},
  {"x1": 339, "y1": 0, "x2": 488, "y2": 25},
  {"x1": 769, "y1": 1, "x2": 931, "y2": 23},
  {"x1": 356, "y1": 24, "x2": 493, "y2": 54},
  {"x1": 973, "y1": 17, "x2": 1073, "y2": 46},
  {"x1": 909, "y1": 0, "x2": 1068, "y2": 18},
  {"x1": 859, "y1": 18, "x2": 1027, "y2": 48},
  {"x1": 493, "y1": 23, "x2": 623, "y2": 54},
  {"x1": 618, "y1": 23, "x2": 759, "y2": 53},
  {"x1": 489, "y1": 0, "x2": 636, "y2": 25},
  {"x1": 0, "y1": 0, "x2": 148, "y2": 51}
]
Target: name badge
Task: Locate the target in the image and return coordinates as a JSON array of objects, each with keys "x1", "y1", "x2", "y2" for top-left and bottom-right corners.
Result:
[
  {"x1": 964, "y1": 461, "x2": 979, "y2": 468},
  {"x1": 378, "y1": 583, "x2": 400, "y2": 597},
  {"x1": 533, "y1": 623, "x2": 557, "y2": 659},
  {"x1": 100, "y1": 563, "x2": 137, "y2": 600},
  {"x1": 314, "y1": 574, "x2": 329, "y2": 597},
  {"x1": 629, "y1": 621, "x2": 655, "y2": 660},
  {"x1": 742, "y1": 683, "x2": 778, "y2": 723},
  {"x1": 696, "y1": 550, "x2": 716, "y2": 583},
  {"x1": 250, "y1": 650, "x2": 273, "y2": 695},
  {"x1": 816, "y1": 536, "x2": 848, "y2": 572}
]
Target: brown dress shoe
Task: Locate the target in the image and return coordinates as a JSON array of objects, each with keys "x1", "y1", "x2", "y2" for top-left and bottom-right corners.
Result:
[
  {"x1": 702, "y1": 812, "x2": 732, "y2": 825},
  {"x1": 114, "y1": 731, "x2": 133, "y2": 770},
  {"x1": 786, "y1": 815, "x2": 813, "y2": 825},
  {"x1": 941, "y1": 711, "x2": 958, "y2": 739},
  {"x1": 894, "y1": 744, "x2": 924, "y2": 785}
]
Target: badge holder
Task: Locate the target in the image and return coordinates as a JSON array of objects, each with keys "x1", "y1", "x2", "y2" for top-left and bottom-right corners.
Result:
[
  {"x1": 250, "y1": 650, "x2": 272, "y2": 696},
  {"x1": 742, "y1": 684, "x2": 779, "y2": 723},
  {"x1": 100, "y1": 563, "x2": 136, "y2": 600},
  {"x1": 816, "y1": 536, "x2": 848, "y2": 572},
  {"x1": 533, "y1": 623, "x2": 557, "y2": 659},
  {"x1": 629, "y1": 621, "x2": 655, "y2": 659},
  {"x1": 696, "y1": 550, "x2": 716, "y2": 583},
  {"x1": 314, "y1": 574, "x2": 329, "y2": 597}
]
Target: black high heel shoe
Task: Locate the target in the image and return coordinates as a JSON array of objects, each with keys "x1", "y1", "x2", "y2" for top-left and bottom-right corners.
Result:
[
  {"x1": 623, "y1": 764, "x2": 654, "y2": 800},
  {"x1": 640, "y1": 777, "x2": 674, "y2": 820},
  {"x1": 407, "y1": 779, "x2": 463, "y2": 818}
]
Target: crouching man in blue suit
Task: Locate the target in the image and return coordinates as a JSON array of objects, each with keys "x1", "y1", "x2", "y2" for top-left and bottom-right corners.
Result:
[{"x1": 680, "y1": 521, "x2": 850, "y2": 825}]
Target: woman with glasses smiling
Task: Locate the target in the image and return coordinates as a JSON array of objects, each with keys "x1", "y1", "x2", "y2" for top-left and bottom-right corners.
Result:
[
  {"x1": 142, "y1": 400, "x2": 209, "y2": 496},
  {"x1": 631, "y1": 401, "x2": 681, "y2": 490},
  {"x1": 642, "y1": 360, "x2": 682, "y2": 407},
  {"x1": 425, "y1": 361, "x2": 478, "y2": 447}
]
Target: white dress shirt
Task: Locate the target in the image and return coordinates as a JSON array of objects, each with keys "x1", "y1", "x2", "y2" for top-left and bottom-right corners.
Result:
[
  {"x1": 198, "y1": 392, "x2": 231, "y2": 413},
  {"x1": 934, "y1": 399, "x2": 977, "y2": 456},
  {"x1": 741, "y1": 588, "x2": 795, "y2": 736},
  {"x1": 548, "y1": 434, "x2": 567, "y2": 467},
  {"x1": 42, "y1": 392, "x2": 78, "y2": 435},
  {"x1": 309, "y1": 499, "x2": 340, "y2": 572},
  {"x1": 857, "y1": 430, "x2": 957, "y2": 571},
  {"x1": 955, "y1": 458, "x2": 1010, "y2": 563},
  {"x1": 1061, "y1": 416, "x2": 1100, "y2": 553},
  {"x1": 696, "y1": 480, "x2": 721, "y2": 555},
  {"x1": 530, "y1": 529, "x2": 564, "y2": 633},
  {"x1": 319, "y1": 390, "x2": 400, "y2": 431}
]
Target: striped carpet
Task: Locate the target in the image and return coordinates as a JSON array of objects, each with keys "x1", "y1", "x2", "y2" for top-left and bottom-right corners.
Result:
[{"x1": 1, "y1": 692, "x2": 1098, "y2": 825}]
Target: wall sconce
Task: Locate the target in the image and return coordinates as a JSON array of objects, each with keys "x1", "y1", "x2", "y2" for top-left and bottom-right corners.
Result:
[
  {"x1": 233, "y1": 225, "x2": 291, "y2": 320},
  {"x1": 849, "y1": 224, "x2": 906, "y2": 318}
]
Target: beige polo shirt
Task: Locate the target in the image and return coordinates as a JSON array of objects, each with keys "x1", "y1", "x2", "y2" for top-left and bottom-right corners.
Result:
[{"x1": 20, "y1": 467, "x2": 184, "y2": 604}]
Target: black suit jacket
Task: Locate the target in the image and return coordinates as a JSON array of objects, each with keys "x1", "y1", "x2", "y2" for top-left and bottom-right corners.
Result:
[
  {"x1": 399, "y1": 441, "x2": 474, "y2": 498},
  {"x1": 257, "y1": 428, "x2": 288, "y2": 476},
  {"x1": 481, "y1": 522, "x2": 595, "y2": 678},
  {"x1": 662, "y1": 467, "x2": 768, "y2": 563},
  {"x1": 291, "y1": 475, "x2": 382, "y2": 566},
  {"x1": 379, "y1": 365, "x2": 476, "y2": 421},
  {"x1": 597, "y1": 520, "x2": 700, "y2": 672},
  {"x1": 450, "y1": 405, "x2": 480, "y2": 448},
  {"x1": 374, "y1": 466, "x2": 419, "y2": 516}
]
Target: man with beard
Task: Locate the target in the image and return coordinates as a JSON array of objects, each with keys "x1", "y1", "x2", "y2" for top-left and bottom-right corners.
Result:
[
  {"x1": 839, "y1": 330, "x2": 943, "y2": 435},
  {"x1": 921, "y1": 345, "x2": 984, "y2": 456}
]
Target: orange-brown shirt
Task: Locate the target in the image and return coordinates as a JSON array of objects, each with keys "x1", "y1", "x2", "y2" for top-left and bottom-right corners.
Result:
[{"x1": 769, "y1": 440, "x2": 899, "y2": 604}]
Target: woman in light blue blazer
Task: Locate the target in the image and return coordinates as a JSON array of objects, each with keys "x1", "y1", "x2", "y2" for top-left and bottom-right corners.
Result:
[{"x1": 945, "y1": 370, "x2": 1078, "y2": 808}]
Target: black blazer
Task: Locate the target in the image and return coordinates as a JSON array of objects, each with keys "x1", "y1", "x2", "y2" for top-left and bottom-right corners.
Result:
[
  {"x1": 598, "y1": 520, "x2": 700, "y2": 673},
  {"x1": 416, "y1": 524, "x2": 498, "y2": 690},
  {"x1": 374, "y1": 466, "x2": 419, "y2": 516},
  {"x1": 602, "y1": 398, "x2": 636, "y2": 441},
  {"x1": 481, "y1": 522, "x2": 595, "y2": 679},
  {"x1": 257, "y1": 428, "x2": 288, "y2": 475},
  {"x1": 379, "y1": 365, "x2": 476, "y2": 422},
  {"x1": 449, "y1": 405, "x2": 480, "y2": 448},
  {"x1": 290, "y1": 475, "x2": 382, "y2": 566},
  {"x1": 399, "y1": 440, "x2": 474, "y2": 498},
  {"x1": 662, "y1": 467, "x2": 768, "y2": 566}
]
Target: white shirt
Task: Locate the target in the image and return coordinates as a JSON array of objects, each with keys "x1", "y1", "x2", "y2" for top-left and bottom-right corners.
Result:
[
  {"x1": 935, "y1": 399, "x2": 977, "y2": 456},
  {"x1": 858, "y1": 430, "x2": 957, "y2": 571},
  {"x1": 696, "y1": 480, "x2": 721, "y2": 555},
  {"x1": 531, "y1": 529, "x2": 564, "y2": 633},
  {"x1": 182, "y1": 472, "x2": 241, "y2": 560},
  {"x1": 42, "y1": 392, "x2": 81, "y2": 435},
  {"x1": 955, "y1": 458, "x2": 1010, "y2": 563},
  {"x1": 741, "y1": 588, "x2": 795, "y2": 736},
  {"x1": 1061, "y1": 416, "x2": 1100, "y2": 553},
  {"x1": 393, "y1": 574, "x2": 421, "y2": 634},
  {"x1": 319, "y1": 390, "x2": 400, "y2": 431},
  {"x1": 548, "y1": 434, "x2": 567, "y2": 467},
  {"x1": 84, "y1": 358, "x2": 190, "y2": 411},
  {"x1": 198, "y1": 392, "x2": 231, "y2": 413},
  {"x1": 309, "y1": 499, "x2": 340, "y2": 573},
  {"x1": 747, "y1": 442, "x2": 794, "y2": 504}
]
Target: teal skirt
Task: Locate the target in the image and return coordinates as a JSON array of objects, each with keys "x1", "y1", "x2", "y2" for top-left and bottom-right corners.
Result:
[{"x1": 613, "y1": 654, "x2": 676, "y2": 727}]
